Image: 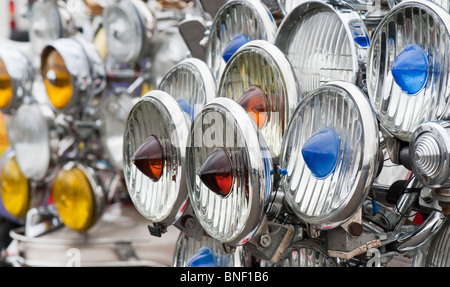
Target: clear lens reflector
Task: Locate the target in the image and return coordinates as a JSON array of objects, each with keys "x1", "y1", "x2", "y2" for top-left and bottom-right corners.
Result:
[
  {"x1": 275, "y1": 1, "x2": 369, "y2": 99},
  {"x1": 280, "y1": 81, "x2": 379, "y2": 229},
  {"x1": 367, "y1": 0, "x2": 450, "y2": 141},
  {"x1": 123, "y1": 91, "x2": 189, "y2": 224}
]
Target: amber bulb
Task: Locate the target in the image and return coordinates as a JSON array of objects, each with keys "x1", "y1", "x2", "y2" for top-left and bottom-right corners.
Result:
[
  {"x1": 238, "y1": 85, "x2": 268, "y2": 129},
  {"x1": 132, "y1": 135, "x2": 165, "y2": 182},
  {"x1": 0, "y1": 57, "x2": 12, "y2": 109},
  {"x1": 198, "y1": 148, "x2": 233, "y2": 197}
]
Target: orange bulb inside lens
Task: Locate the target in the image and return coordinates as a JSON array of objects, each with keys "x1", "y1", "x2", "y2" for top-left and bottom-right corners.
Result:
[
  {"x1": 238, "y1": 86, "x2": 268, "y2": 129},
  {"x1": 0, "y1": 57, "x2": 13, "y2": 109},
  {"x1": 199, "y1": 148, "x2": 233, "y2": 197},
  {"x1": 41, "y1": 48, "x2": 73, "y2": 109},
  {"x1": 132, "y1": 135, "x2": 165, "y2": 182}
]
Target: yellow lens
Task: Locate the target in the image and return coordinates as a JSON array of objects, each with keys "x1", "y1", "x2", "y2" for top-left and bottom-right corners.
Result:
[
  {"x1": 0, "y1": 57, "x2": 13, "y2": 109},
  {"x1": 52, "y1": 166, "x2": 96, "y2": 232},
  {"x1": 1, "y1": 156, "x2": 29, "y2": 218},
  {"x1": 41, "y1": 48, "x2": 73, "y2": 109},
  {"x1": 0, "y1": 112, "x2": 9, "y2": 156}
]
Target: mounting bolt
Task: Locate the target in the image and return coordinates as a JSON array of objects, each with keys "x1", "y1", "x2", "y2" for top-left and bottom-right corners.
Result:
[{"x1": 260, "y1": 234, "x2": 271, "y2": 248}]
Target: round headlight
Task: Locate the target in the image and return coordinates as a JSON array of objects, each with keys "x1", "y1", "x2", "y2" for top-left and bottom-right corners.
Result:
[
  {"x1": 280, "y1": 81, "x2": 379, "y2": 230},
  {"x1": 186, "y1": 97, "x2": 272, "y2": 245},
  {"x1": 275, "y1": 0, "x2": 369, "y2": 99},
  {"x1": 99, "y1": 93, "x2": 136, "y2": 170},
  {"x1": 29, "y1": 0, "x2": 71, "y2": 60},
  {"x1": 173, "y1": 233, "x2": 248, "y2": 267},
  {"x1": 218, "y1": 40, "x2": 299, "y2": 155},
  {"x1": 7, "y1": 102, "x2": 56, "y2": 181},
  {"x1": 123, "y1": 90, "x2": 190, "y2": 226},
  {"x1": 103, "y1": 0, "x2": 156, "y2": 63},
  {"x1": 0, "y1": 47, "x2": 34, "y2": 114},
  {"x1": 0, "y1": 154, "x2": 30, "y2": 218},
  {"x1": 206, "y1": 0, "x2": 277, "y2": 81},
  {"x1": 52, "y1": 162, "x2": 105, "y2": 232},
  {"x1": 413, "y1": 217, "x2": 449, "y2": 267},
  {"x1": 272, "y1": 240, "x2": 338, "y2": 267},
  {"x1": 158, "y1": 58, "x2": 216, "y2": 122},
  {"x1": 409, "y1": 121, "x2": 450, "y2": 187},
  {"x1": 41, "y1": 37, "x2": 106, "y2": 112},
  {"x1": 367, "y1": 0, "x2": 450, "y2": 142},
  {"x1": 388, "y1": 0, "x2": 450, "y2": 12},
  {"x1": 0, "y1": 113, "x2": 9, "y2": 156}
]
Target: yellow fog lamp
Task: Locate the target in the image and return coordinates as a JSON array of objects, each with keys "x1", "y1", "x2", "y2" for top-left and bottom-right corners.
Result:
[
  {"x1": 0, "y1": 47, "x2": 34, "y2": 114},
  {"x1": 0, "y1": 154, "x2": 30, "y2": 218},
  {"x1": 52, "y1": 162, "x2": 105, "y2": 232},
  {"x1": 41, "y1": 37, "x2": 106, "y2": 113}
]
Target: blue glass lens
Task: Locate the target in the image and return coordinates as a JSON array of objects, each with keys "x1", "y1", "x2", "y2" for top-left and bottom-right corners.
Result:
[
  {"x1": 301, "y1": 127, "x2": 340, "y2": 179},
  {"x1": 222, "y1": 34, "x2": 249, "y2": 63},
  {"x1": 391, "y1": 45, "x2": 429, "y2": 95},
  {"x1": 187, "y1": 247, "x2": 218, "y2": 267}
]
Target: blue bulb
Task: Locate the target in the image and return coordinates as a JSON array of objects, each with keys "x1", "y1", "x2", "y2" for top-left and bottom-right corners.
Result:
[
  {"x1": 302, "y1": 127, "x2": 340, "y2": 179},
  {"x1": 391, "y1": 45, "x2": 429, "y2": 95},
  {"x1": 222, "y1": 34, "x2": 249, "y2": 63},
  {"x1": 187, "y1": 247, "x2": 218, "y2": 267}
]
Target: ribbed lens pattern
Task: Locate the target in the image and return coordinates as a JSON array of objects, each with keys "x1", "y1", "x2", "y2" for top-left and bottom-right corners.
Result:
[
  {"x1": 275, "y1": 244, "x2": 337, "y2": 267},
  {"x1": 172, "y1": 234, "x2": 238, "y2": 267},
  {"x1": 123, "y1": 98, "x2": 180, "y2": 222},
  {"x1": 11, "y1": 104, "x2": 50, "y2": 181},
  {"x1": 281, "y1": 87, "x2": 363, "y2": 224},
  {"x1": 104, "y1": 3, "x2": 142, "y2": 63},
  {"x1": 413, "y1": 133, "x2": 442, "y2": 177},
  {"x1": 281, "y1": 10, "x2": 354, "y2": 98},
  {"x1": 187, "y1": 106, "x2": 251, "y2": 243},
  {"x1": 206, "y1": 1, "x2": 276, "y2": 80},
  {"x1": 159, "y1": 62, "x2": 208, "y2": 122},
  {"x1": 367, "y1": 2, "x2": 450, "y2": 141},
  {"x1": 219, "y1": 48, "x2": 290, "y2": 155},
  {"x1": 426, "y1": 218, "x2": 449, "y2": 267}
]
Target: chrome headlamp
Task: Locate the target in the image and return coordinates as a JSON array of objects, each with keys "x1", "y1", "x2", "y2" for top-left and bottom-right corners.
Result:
[
  {"x1": 103, "y1": 0, "x2": 156, "y2": 63},
  {"x1": 367, "y1": 0, "x2": 450, "y2": 142},
  {"x1": 388, "y1": 0, "x2": 450, "y2": 12},
  {"x1": 206, "y1": 0, "x2": 277, "y2": 81},
  {"x1": 280, "y1": 81, "x2": 379, "y2": 230},
  {"x1": 41, "y1": 37, "x2": 106, "y2": 112},
  {"x1": 0, "y1": 47, "x2": 34, "y2": 114},
  {"x1": 186, "y1": 97, "x2": 273, "y2": 246},
  {"x1": 158, "y1": 58, "x2": 216, "y2": 122},
  {"x1": 173, "y1": 233, "x2": 248, "y2": 267},
  {"x1": 413, "y1": 217, "x2": 449, "y2": 267},
  {"x1": 99, "y1": 93, "x2": 136, "y2": 170},
  {"x1": 123, "y1": 90, "x2": 190, "y2": 227},
  {"x1": 29, "y1": 0, "x2": 72, "y2": 59},
  {"x1": 218, "y1": 40, "x2": 299, "y2": 156},
  {"x1": 275, "y1": 0, "x2": 369, "y2": 99},
  {"x1": 6, "y1": 102, "x2": 57, "y2": 181},
  {"x1": 52, "y1": 161, "x2": 105, "y2": 232}
]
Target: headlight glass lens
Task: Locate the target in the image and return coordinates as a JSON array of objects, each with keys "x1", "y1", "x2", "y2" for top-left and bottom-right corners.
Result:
[
  {"x1": 275, "y1": 1, "x2": 369, "y2": 98},
  {"x1": 187, "y1": 98, "x2": 272, "y2": 244},
  {"x1": 206, "y1": 0, "x2": 277, "y2": 80},
  {"x1": 100, "y1": 93, "x2": 135, "y2": 170},
  {"x1": 272, "y1": 241, "x2": 337, "y2": 267},
  {"x1": 158, "y1": 58, "x2": 216, "y2": 122},
  {"x1": 103, "y1": 0, "x2": 155, "y2": 63},
  {"x1": 218, "y1": 41, "x2": 299, "y2": 155},
  {"x1": 0, "y1": 156, "x2": 29, "y2": 218},
  {"x1": 422, "y1": 218, "x2": 450, "y2": 267},
  {"x1": 29, "y1": 0, "x2": 62, "y2": 56},
  {"x1": 123, "y1": 91, "x2": 189, "y2": 224},
  {"x1": 41, "y1": 48, "x2": 73, "y2": 109},
  {"x1": 367, "y1": 1, "x2": 450, "y2": 141},
  {"x1": 0, "y1": 57, "x2": 12, "y2": 109},
  {"x1": 8, "y1": 103, "x2": 52, "y2": 181},
  {"x1": 52, "y1": 165, "x2": 98, "y2": 232},
  {"x1": 280, "y1": 82, "x2": 379, "y2": 229}
]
